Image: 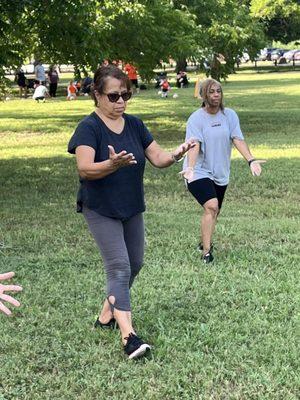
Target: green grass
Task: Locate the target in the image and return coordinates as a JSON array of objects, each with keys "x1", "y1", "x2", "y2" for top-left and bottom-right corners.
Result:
[{"x1": 0, "y1": 71, "x2": 299, "y2": 399}]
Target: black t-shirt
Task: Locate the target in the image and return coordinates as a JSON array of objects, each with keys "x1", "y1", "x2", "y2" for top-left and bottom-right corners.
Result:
[{"x1": 68, "y1": 112, "x2": 154, "y2": 220}]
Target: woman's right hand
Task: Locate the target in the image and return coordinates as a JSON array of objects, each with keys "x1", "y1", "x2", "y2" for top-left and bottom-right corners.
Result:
[
  {"x1": 108, "y1": 145, "x2": 137, "y2": 168},
  {"x1": 180, "y1": 167, "x2": 194, "y2": 182}
]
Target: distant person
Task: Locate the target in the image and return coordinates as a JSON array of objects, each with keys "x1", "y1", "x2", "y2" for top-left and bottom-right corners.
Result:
[
  {"x1": 124, "y1": 63, "x2": 139, "y2": 93},
  {"x1": 34, "y1": 61, "x2": 46, "y2": 85},
  {"x1": 75, "y1": 80, "x2": 81, "y2": 94},
  {"x1": 68, "y1": 65, "x2": 195, "y2": 359},
  {"x1": 32, "y1": 80, "x2": 49, "y2": 102},
  {"x1": 15, "y1": 68, "x2": 28, "y2": 98},
  {"x1": 181, "y1": 78, "x2": 266, "y2": 263},
  {"x1": 82, "y1": 75, "x2": 93, "y2": 95},
  {"x1": 48, "y1": 66, "x2": 59, "y2": 97},
  {"x1": 160, "y1": 78, "x2": 170, "y2": 98},
  {"x1": 0, "y1": 272, "x2": 22, "y2": 316},
  {"x1": 67, "y1": 80, "x2": 77, "y2": 100},
  {"x1": 176, "y1": 71, "x2": 189, "y2": 88}
]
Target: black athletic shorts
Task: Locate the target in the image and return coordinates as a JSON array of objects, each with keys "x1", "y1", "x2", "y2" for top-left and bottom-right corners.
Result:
[{"x1": 187, "y1": 178, "x2": 227, "y2": 210}]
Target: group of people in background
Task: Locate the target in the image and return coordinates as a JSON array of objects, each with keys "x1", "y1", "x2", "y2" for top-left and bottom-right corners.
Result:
[{"x1": 15, "y1": 59, "x2": 189, "y2": 104}]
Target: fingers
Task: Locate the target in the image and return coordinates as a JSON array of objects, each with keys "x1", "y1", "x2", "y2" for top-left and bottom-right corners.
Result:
[
  {"x1": 0, "y1": 301, "x2": 12, "y2": 316},
  {"x1": 108, "y1": 145, "x2": 116, "y2": 157},
  {"x1": 253, "y1": 159, "x2": 267, "y2": 164},
  {"x1": 0, "y1": 271, "x2": 15, "y2": 281},
  {"x1": 119, "y1": 153, "x2": 137, "y2": 164},
  {"x1": 110, "y1": 148, "x2": 137, "y2": 166},
  {"x1": 0, "y1": 293, "x2": 21, "y2": 307},
  {"x1": 2, "y1": 284, "x2": 23, "y2": 292},
  {"x1": 251, "y1": 164, "x2": 262, "y2": 176}
]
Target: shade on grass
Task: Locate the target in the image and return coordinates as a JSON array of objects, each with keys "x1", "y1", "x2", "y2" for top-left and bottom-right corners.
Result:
[{"x1": 0, "y1": 70, "x2": 299, "y2": 399}]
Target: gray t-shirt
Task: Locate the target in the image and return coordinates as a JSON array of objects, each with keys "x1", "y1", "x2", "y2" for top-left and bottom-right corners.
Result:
[
  {"x1": 183, "y1": 107, "x2": 244, "y2": 185},
  {"x1": 35, "y1": 65, "x2": 46, "y2": 82}
]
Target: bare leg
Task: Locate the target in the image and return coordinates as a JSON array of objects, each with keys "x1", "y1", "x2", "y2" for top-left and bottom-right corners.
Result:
[
  {"x1": 201, "y1": 198, "x2": 219, "y2": 255},
  {"x1": 107, "y1": 296, "x2": 135, "y2": 344}
]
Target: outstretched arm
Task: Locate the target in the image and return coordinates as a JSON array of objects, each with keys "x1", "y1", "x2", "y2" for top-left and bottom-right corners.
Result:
[
  {"x1": 233, "y1": 138, "x2": 266, "y2": 176},
  {"x1": 145, "y1": 139, "x2": 196, "y2": 168}
]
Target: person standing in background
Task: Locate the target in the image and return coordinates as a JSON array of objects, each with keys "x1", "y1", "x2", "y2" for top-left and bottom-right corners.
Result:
[
  {"x1": 34, "y1": 61, "x2": 46, "y2": 85},
  {"x1": 48, "y1": 66, "x2": 59, "y2": 97},
  {"x1": 124, "y1": 63, "x2": 139, "y2": 94},
  {"x1": 15, "y1": 68, "x2": 28, "y2": 98}
]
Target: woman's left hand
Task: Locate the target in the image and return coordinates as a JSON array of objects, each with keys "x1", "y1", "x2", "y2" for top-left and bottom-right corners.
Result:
[
  {"x1": 250, "y1": 159, "x2": 266, "y2": 176},
  {"x1": 172, "y1": 138, "x2": 197, "y2": 161}
]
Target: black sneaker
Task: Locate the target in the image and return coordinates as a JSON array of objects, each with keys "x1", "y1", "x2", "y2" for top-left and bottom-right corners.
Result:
[
  {"x1": 94, "y1": 317, "x2": 118, "y2": 329},
  {"x1": 198, "y1": 243, "x2": 214, "y2": 252},
  {"x1": 203, "y1": 252, "x2": 214, "y2": 264},
  {"x1": 124, "y1": 333, "x2": 151, "y2": 359}
]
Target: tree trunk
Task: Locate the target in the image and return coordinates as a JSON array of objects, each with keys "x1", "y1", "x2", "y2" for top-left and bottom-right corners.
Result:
[{"x1": 175, "y1": 58, "x2": 187, "y2": 73}]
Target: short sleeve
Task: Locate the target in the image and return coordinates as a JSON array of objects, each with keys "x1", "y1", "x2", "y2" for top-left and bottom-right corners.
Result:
[
  {"x1": 228, "y1": 110, "x2": 244, "y2": 140},
  {"x1": 139, "y1": 120, "x2": 154, "y2": 149},
  {"x1": 68, "y1": 121, "x2": 98, "y2": 154},
  {"x1": 185, "y1": 113, "x2": 203, "y2": 143}
]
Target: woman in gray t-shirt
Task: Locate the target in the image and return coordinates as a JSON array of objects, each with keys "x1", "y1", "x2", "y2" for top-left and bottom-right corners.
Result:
[{"x1": 182, "y1": 78, "x2": 265, "y2": 264}]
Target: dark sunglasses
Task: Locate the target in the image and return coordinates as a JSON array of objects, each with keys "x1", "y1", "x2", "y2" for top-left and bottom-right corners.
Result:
[{"x1": 105, "y1": 92, "x2": 132, "y2": 103}]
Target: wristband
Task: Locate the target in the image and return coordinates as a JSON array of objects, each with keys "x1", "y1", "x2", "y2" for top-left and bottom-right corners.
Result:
[
  {"x1": 172, "y1": 154, "x2": 183, "y2": 163},
  {"x1": 248, "y1": 159, "x2": 256, "y2": 166}
]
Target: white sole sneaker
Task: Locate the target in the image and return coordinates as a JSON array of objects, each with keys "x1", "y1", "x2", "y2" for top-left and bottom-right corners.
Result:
[{"x1": 128, "y1": 344, "x2": 151, "y2": 359}]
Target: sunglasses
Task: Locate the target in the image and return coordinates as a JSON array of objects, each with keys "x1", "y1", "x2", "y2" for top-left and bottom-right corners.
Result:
[{"x1": 104, "y1": 92, "x2": 132, "y2": 103}]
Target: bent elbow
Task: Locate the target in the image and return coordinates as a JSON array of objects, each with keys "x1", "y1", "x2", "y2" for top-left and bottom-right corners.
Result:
[{"x1": 77, "y1": 168, "x2": 88, "y2": 179}]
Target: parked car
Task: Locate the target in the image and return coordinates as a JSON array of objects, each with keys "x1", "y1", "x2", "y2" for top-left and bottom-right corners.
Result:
[
  {"x1": 270, "y1": 49, "x2": 288, "y2": 62},
  {"x1": 283, "y1": 49, "x2": 300, "y2": 62},
  {"x1": 258, "y1": 48, "x2": 277, "y2": 61},
  {"x1": 294, "y1": 51, "x2": 300, "y2": 61}
]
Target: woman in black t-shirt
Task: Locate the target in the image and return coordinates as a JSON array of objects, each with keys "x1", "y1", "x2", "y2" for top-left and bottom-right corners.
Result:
[{"x1": 68, "y1": 65, "x2": 195, "y2": 359}]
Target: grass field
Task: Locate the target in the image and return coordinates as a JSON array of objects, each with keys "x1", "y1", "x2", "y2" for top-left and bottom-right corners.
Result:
[{"x1": 0, "y1": 70, "x2": 299, "y2": 399}]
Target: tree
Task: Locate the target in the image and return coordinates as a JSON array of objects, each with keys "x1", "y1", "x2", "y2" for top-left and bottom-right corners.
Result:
[
  {"x1": 251, "y1": 0, "x2": 300, "y2": 43},
  {"x1": 105, "y1": 0, "x2": 197, "y2": 79},
  {"x1": 0, "y1": 0, "x2": 33, "y2": 97},
  {"x1": 174, "y1": 0, "x2": 266, "y2": 80}
]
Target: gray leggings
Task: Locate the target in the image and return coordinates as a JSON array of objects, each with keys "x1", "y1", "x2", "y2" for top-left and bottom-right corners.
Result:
[{"x1": 83, "y1": 207, "x2": 144, "y2": 312}]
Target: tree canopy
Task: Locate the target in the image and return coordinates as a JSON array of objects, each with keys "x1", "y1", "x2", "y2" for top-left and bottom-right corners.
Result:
[
  {"x1": 1, "y1": 0, "x2": 299, "y2": 95},
  {"x1": 251, "y1": 0, "x2": 300, "y2": 43}
]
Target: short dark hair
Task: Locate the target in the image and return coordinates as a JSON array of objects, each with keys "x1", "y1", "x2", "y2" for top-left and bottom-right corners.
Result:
[{"x1": 92, "y1": 66, "x2": 131, "y2": 106}]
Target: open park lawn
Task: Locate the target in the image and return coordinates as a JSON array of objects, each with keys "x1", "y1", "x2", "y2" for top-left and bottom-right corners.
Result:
[{"x1": 0, "y1": 71, "x2": 299, "y2": 399}]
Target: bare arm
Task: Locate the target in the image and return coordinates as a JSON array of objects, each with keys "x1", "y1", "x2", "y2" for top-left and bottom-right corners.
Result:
[
  {"x1": 75, "y1": 145, "x2": 136, "y2": 180},
  {"x1": 233, "y1": 138, "x2": 266, "y2": 176},
  {"x1": 145, "y1": 139, "x2": 196, "y2": 168},
  {"x1": 145, "y1": 141, "x2": 174, "y2": 168},
  {"x1": 232, "y1": 138, "x2": 254, "y2": 162},
  {"x1": 187, "y1": 142, "x2": 200, "y2": 168}
]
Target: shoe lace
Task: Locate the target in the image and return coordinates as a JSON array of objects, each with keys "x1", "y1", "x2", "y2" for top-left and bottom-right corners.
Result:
[{"x1": 125, "y1": 333, "x2": 141, "y2": 346}]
